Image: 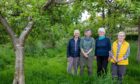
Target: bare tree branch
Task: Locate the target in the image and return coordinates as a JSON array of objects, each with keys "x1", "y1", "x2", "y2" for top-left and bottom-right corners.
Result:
[
  {"x1": 0, "y1": 14, "x2": 16, "y2": 39},
  {"x1": 43, "y1": 0, "x2": 55, "y2": 10},
  {"x1": 19, "y1": 19, "x2": 34, "y2": 44},
  {"x1": 0, "y1": 14, "x2": 17, "y2": 47}
]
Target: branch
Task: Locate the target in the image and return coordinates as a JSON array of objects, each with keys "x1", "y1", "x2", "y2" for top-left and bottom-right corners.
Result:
[
  {"x1": 54, "y1": 0, "x2": 75, "y2": 4},
  {"x1": 19, "y1": 18, "x2": 34, "y2": 44},
  {"x1": 0, "y1": 14, "x2": 16, "y2": 39},
  {"x1": 0, "y1": 14, "x2": 17, "y2": 46},
  {"x1": 43, "y1": 0, "x2": 54, "y2": 10},
  {"x1": 43, "y1": 0, "x2": 75, "y2": 10}
]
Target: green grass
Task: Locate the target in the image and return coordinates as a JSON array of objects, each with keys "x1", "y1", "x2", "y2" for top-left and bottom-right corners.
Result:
[{"x1": 0, "y1": 41, "x2": 140, "y2": 84}]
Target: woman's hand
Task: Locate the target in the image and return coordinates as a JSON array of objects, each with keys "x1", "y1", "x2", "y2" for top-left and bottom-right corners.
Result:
[
  {"x1": 112, "y1": 56, "x2": 117, "y2": 63},
  {"x1": 84, "y1": 53, "x2": 88, "y2": 58},
  {"x1": 81, "y1": 49, "x2": 88, "y2": 58},
  {"x1": 108, "y1": 57, "x2": 111, "y2": 61},
  {"x1": 117, "y1": 58, "x2": 123, "y2": 62}
]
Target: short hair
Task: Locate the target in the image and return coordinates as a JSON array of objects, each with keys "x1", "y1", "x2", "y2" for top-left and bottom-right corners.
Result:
[
  {"x1": 98, "y1": 27, "x2": 106, "y2": 33},
  {"x1": 118, "y1": 31, "x2": 126, "y2": 36},
  {"x1": 74, "y1": 29, "x2": 80, "y2": 34},
  {"x1": 85, "y1": 29, "x2": 92, "y2": 33}
]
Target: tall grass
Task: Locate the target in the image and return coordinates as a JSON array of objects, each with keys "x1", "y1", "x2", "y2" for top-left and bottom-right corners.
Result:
[{"x1": 0, "y1": 41, "x2": 140, "y2": 84}]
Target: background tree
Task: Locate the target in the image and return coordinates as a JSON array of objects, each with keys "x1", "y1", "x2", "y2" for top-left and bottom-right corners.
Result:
[{"x1": 130, "y1": 0, "x2": 140, "y2": 62}]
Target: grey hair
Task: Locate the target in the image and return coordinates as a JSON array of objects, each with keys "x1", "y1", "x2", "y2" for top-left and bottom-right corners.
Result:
[
  {"x1": 98, "y1": 27, "x2": 106, "y2": 33},
  {"x1": 118, "y1": 31, "x2": 126, "y2": 36}
]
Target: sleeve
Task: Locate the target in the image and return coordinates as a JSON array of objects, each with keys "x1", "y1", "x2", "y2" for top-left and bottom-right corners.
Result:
[
  {"x1": 108, "y1": 38, "x2": 111, "y2": 51},
  {"x1": 109, "y1": 50, "x2": 113, "y2": 58},
  {"x1": 67, "y1": 40, "x2": 71, "y2": 58},
  {"x1": 95, "y1": 39, "x2": 97, "y2": 56},
  {"x1": 123, "y1": 46, "x2": 130, "y2": 60},
  {"x1": 109, "y1": 42, "x2": 114, "y2": 58},
  {"x1": 80, "y1": 38, "x2": 84, "y2": 49},
  {"x1": 92, "y1": 38, "x2": 96, "y2": 56},
  {"x1": 91, "y1": 38, "x2": 95, "y2": 50}
]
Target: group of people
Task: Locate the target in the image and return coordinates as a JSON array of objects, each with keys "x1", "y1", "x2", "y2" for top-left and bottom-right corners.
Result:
[{"x1": 67, "y1": 28, "x2": 130, "y2": 83}]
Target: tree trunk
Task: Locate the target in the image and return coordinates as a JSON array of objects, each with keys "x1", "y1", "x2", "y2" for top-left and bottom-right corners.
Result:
[
  {"x1": 0, "y1": 14, "x2": 33, "y2": 84},
  {"x1": 102, "y1": 6, "x2": 105, "y2": 21},
  {"x1": 137, "y1": 18, "x2": 140, "y2": 62},
  {"x1": 13, "y1": 39, "x2": 25, "y2": 84}
]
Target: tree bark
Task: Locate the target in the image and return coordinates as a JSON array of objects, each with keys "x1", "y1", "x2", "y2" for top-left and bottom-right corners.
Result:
[
  {"x1": 12, "y1": 21, "x2": 33, "y2": 84},
  {"x1": 137, "y1": 17, "x2": 140, "y2": 62},
  {"x1": 0, "y1": 14, "x2": 33, "y2": 84},
  {"x1": 0, "y1": 14, "x2": 17, "y2": 49},
  {"x1": 13, "y1": 40, "x2": 25, "y2": 84}
]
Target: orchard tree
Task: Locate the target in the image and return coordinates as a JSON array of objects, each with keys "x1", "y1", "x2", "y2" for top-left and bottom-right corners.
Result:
[
  {"x1": 0, "y1": 0, "x2": 35, "y2": 82},
  {"x1": 0, "y1": 0, "x2": 75, "y2": 84},
  {"x1": 0, "y1": 0, "x2": 39, "y2": 84},
  {"x1": 0, "y1": 14, "x2": 33, "y2": 84}
]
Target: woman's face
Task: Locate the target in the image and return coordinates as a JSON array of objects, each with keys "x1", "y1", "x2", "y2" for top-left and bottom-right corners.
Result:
[
  {"x1": 74, "y1": 33, "x2": 80, "y2": 38},
  {"x1": 118, "y1": 34, "x2": 125, "y2": 42},
  {"x1": 98, "y1": 31, "x2": 105, "y2": 36}
]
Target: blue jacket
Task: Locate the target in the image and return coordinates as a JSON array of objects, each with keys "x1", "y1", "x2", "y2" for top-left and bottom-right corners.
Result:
[
  {"x1": 67, "y1": 38, "x2": 81, "y2": 57},
  {"x1": 95, "y1": 37, "x2": 111, "y2": 57}
]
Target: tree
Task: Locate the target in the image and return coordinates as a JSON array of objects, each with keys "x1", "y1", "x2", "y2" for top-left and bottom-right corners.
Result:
[
  {"x1": 129, "y1": 0, "x2": 140, "y2": 62},
  {"x1": 0, "y1": 14, "x2": 33, "y2": 84},
  {"x1": 0, "y1": 0, "x2": 76, "y2": 84},
  {"x1": 135, "y1": 3, "x2": 140, "y2": 62},
  {"x1": 138, "y1": 17, "x2": 140, "y2": 62},
  {"x1": 0, "y1": 1, "x2": 35, "y2": 84}
]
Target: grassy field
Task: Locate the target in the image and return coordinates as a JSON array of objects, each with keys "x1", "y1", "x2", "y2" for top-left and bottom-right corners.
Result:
[{"x1": 0, "y1": 41, "x2": 140, "y2": 84}]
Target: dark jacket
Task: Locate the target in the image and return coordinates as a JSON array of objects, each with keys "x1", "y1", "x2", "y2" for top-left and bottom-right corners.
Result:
[
  {"x1": 67, "y1": 38, "x2": 81, "y2": 57},
  {"x1": 95, "y1": 37, "x2": 111, "y2": 57}
]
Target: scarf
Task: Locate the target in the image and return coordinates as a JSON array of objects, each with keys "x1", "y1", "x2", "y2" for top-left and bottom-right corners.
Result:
[{"x1": 99, "y1": 36, "x2": 105, "y2": 40}]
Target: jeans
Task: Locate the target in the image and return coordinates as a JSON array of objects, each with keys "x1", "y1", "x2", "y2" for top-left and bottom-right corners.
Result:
[{"x1": 111, "y1": 63, "x2": 126, "y2": 84}]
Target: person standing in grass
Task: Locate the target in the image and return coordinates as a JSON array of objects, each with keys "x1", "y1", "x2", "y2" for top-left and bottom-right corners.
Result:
[
  {"x1": 110, "y1": 31, "x2": 130, "y2": 84},
  {"x1": 80, "y1": 29, "x2": 95, "y2": 76},
  {"x1": 95, "y1": 28, "x2": 111, "y2": 76},
  {"x1": 67, "y1": 29, "x2": 81, "y2": 75}
]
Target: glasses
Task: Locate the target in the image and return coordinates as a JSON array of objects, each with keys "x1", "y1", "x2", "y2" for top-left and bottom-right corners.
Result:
[{"x1": 118, "y1": 35, "x2": 125, "y2": 37}]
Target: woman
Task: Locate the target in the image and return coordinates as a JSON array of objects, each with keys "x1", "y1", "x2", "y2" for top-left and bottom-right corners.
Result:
[
  {"x1": 80, "y1": 29, "x2": 95, "y2": 76},
  {"x1": 67, "y1": 29, "x2": 81, "y2": 75},
  {"x1": 110, "y1": 32, "x2": 130, "y2": 84},
  {"x1": 95, "y1": 28, "x2": 111, "y2": 76}
]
